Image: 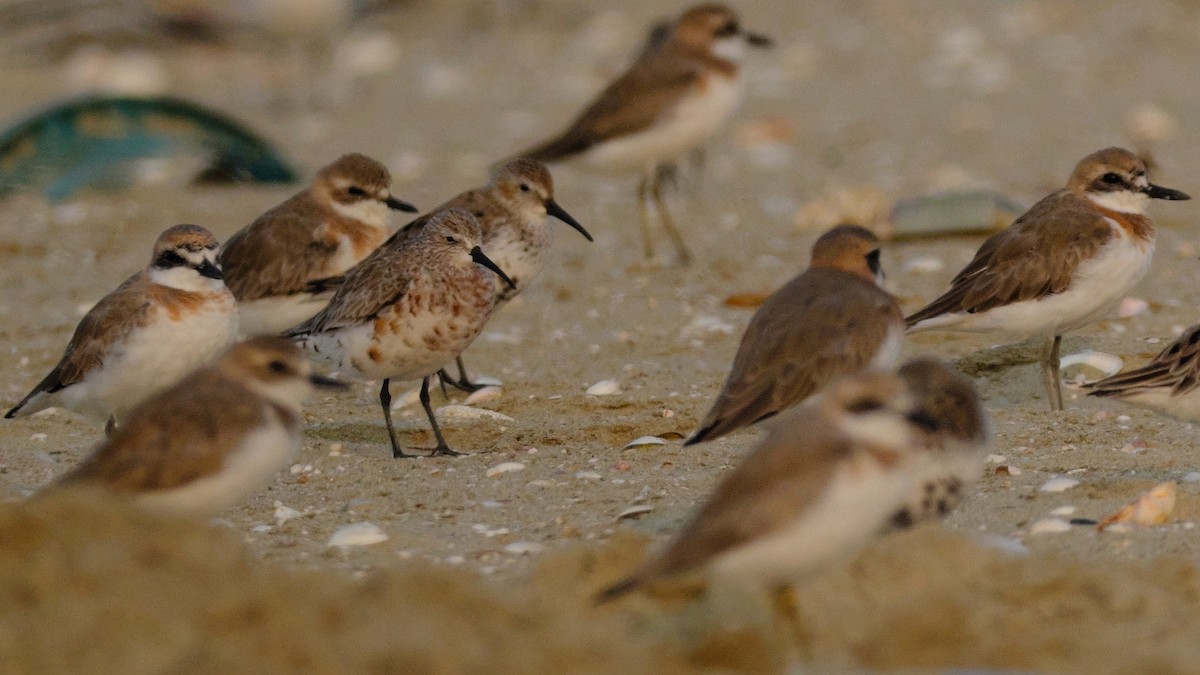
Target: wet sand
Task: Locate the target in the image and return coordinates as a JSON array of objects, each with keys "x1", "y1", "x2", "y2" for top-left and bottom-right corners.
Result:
[{"x1": 3, "y1": 1, "x2": 1200, "y2": 672}]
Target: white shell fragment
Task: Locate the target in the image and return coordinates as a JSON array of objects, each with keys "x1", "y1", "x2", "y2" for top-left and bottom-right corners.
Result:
[
  {"x1": 504, "y1": 542, "x2": 545, "y2": 555},
  {"x1": 328, "y1": 522, "x2": 389, "y2": 547},
  {"x1": 1029, "y1": 518, "x2": 1073, "y2": 535},
  {"x1": 486, "y1": 462, "x2": 526, "y2": 478},
  {"x1": 623, "y1": 436, "x2": 667, "y2": 450},
  {"x1": 273, "y1": 501, "x2": 304, "y2": 527},
  {"x1": 1117, "y1": 297, "x2": 1149, "y2": 319},
  {"x1": 436, "y1": 405, "x2": 513, "y2": 421},
  {"x1": 586, "y1": 380, "x2": 622, "y2": 396},
  {"x1": 1040, "y1": 477, "x2": 1080, "y2": 493},
  {"x1": 1059, "y1": 351, "x2": 1123, "y2": 385},
  {"x1": 390, "y1": 387, "x2": 421, "y2": 410},
  {"x1": 463, "y1": 386, "x2": 503, "y2": 405},
  {"x1": 616, "y1": 504, "x2": 655, "y2": 521},
  {"x1": 1098, "y1": 481, "x2": 1177, "y2": 532}
]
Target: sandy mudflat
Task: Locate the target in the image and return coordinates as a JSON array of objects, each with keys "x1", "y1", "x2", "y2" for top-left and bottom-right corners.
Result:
[{"x1": 3, "y1": 1, "x2": 1200, "y2": 672}]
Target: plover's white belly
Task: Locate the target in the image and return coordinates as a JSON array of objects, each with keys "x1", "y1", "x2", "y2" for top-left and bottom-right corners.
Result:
[
  {"x1": 57, "y1": 300, "x2": 239, "y2": 418},
  {"x1": 709, "y1": 451, "x2": 917, "y2": 589},
  {"x1": 912, "y1": 230, "x2": 1153, "y2": 338},
  {"x1": 580, "y1": 74, "x2": 743, "y2": 173},
  {"x1": 240, "y1": 291, "x2": 334, "y2": 335},
  {"x1": 136, "y1": 413, "x2": 298, "y2": 516}
]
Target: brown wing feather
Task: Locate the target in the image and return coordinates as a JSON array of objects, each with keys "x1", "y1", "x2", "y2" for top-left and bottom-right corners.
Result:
[
  {"x1": 285, "y1": 236, "x2": 415, "y2": 336},
  {"x1": 12, "y1": 272, "x2": 152, "y2": 405},
  {"x1": 620, "y1": 409, "x2": 847, "y2": 589},
  {"x1": 57, "y1": 371, "x2": 273, "y2": 491},
  {"x1": 905, "y1": 191, "x2": 1115, "y2": 327},
  {"x1": 219, "y1": 191, "x2": 340, "y2": 301},
  {"x1": 523, "y1": 46, "x2": 703, "y2": 161},
  {"x1": 1087, "y1": 324, "x2": 1200, "y2": 398},
  {"x1": 687, "y1": 270, "x2": 902, "y2": 444}
]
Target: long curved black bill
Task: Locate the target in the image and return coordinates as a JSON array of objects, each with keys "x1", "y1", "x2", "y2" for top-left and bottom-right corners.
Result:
[
  {"x1": 196, "y1": 259, "x2": 223, "y2": 280},
  {"x1": 471, "y1": 246, "x2": 516, "y2": 290},
  {"x1": 385, "y1": 195, "x2": 419, "y2": 212},
  {"x1": 310, "y1": 374, "x2": 348, "y2": 390},
  {"x1": 1144, "y1": 184, "x2": 1191, "y2": 201},
  {"x1": 746, "y1": 32, "x2": 773, "y2": 47},
  {"x1": 545, "y1": 199, "x2": 592, "y2": 242}
]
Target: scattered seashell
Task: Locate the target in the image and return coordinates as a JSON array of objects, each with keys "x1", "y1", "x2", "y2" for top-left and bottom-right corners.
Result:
[
  {"x1": 1184, "y1": 472, "x2": 1200, "y2": 483},
  {"x1": 30, "y1": 433, "x2": 47, "y2": 442},
  {"x1": 623, "y1": 436, "x2": 667, "y2": 450},
  {"x1": 1029, "y1": 518, "x2": 1073, "y2": 535},
  {"x1": 328, "y1": 522, "x2": 389, "y2": 547},
  {"x1": 887, "y1": 190, "x2": 1024, "y2": 241},
  {"x1": 471, "y1": 524, "x2": 509, "y2": 538},
  {"x1": 723, "y1": 292, "x2": 771, "y2": 308},
  {"x1": 616, "y1": 504, "x2": 655, "y2": 521},
  {"x1": 1040, "y1": 477, "x2": 1080, "y2": 493},
  {"x1": 986, "y1": 454, "x2": 1007, "y2": 464},
  {"x1": 1059, "y1": 350, "x2": 1123, "y2": 385},
  {"x1": 680, "y1": 315, "x2": 735, "y2": 339},
  {"x1": 273, "y1": 501, "x2": 304, "y2": 527},
  {"x1": 1120, "y1": 438, "x2": 1151, "y2": 455},
  {"x1": 486, "y1": 462, "x2": 526, "y2": 478},
  {"x1": 390, "y1": 388, "x2": 421, "y2": 410},
  {"x1": 436, "y1": 405, "x2": 513, "y2": 421},
  {"x1": 1098, "y1": 482, "x2": 1176, "y2": 532},
  {"x1": 504, "y1": 541, "x2": 545, "y2": 555},
  {"x1": 463, "y1": 386, "x2": 503, "y2": 405},
  {"x1": 575, "y1": 471, "x2": 602, "y2": 481},
  {"x1": 1050, "y1": 505, "x2": 1077, "y2": 517},
  {"x1": 1117, "y1": 297, "x2": 1149, "y2": 319},
  {"x1": 586, "y1": 380, "x2": 622, "y2": 396},
  {"x1": 474, "y1": 376, "x2": 504, "y2": 387}
]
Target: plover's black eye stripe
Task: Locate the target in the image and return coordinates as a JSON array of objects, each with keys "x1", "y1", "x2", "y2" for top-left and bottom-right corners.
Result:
[
  {"x1": 846, "y1": 397, "x2": 884, "y2": 414},
  {"x1": 1102, "y1": 172, "x2": 1123, "y2": 185},
  {"x1": 866, "y1": 249, "x2": 882, "y2": 276},
  {"x1": 155, "y1": 250, "x2": 188, "y2": 268},
  {"x1": 348, "y1": 186, "x2": 367, "y2": 197},
  {"x1": 715, "y1": 20, "x2": 739, "y2": 37}
]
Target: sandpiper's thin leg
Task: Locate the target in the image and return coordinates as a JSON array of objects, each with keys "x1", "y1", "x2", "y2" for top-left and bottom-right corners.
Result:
[
  {"x1": 1040, "y1": 335, "x2": 1064, "y2": 411},
  {"x1": 651, "y1": 168, "x2": 692, "y2": 266},
  {"x1": 437, "y1": 357, "x2": 487, "y2": 393},
  {"x1": 379, "y1": 379, "x2": 414, "y2": 458},
  {"x1": 421, "y1": 376, "x2": 463, "y2": 457},
  {"x1": 636, "y1": 173, "x2": 656, "y2": 260}
]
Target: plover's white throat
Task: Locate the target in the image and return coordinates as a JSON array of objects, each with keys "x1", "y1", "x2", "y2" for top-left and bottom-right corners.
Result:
[
  {"x1": 686, "y1": 224, "x2": 904, "y2": 446},
  {"x1": 391, "y1": 158, "x2": 590, "y2": 391},
  {"x1": 219, "y1": 152, "x2": 417, "y2": 335},
  {"x1": 6, "y1": 224, "x2": 238, "y2": 435},
  {"x1": 906, "y1": 147, "x2": 1190, "y2": 411},
  {"x1": 597, "y1": 367, "x2": 945, "y2": 603},
  {"x1": 51, "y1": 336, "x2": 344, "y2": 516},
  {"x1": 522, "y1": 3, "x2": 770, "y2": 265},
  {"x1": 287, "y1": 208, "x2": 515, "y2": 458}
]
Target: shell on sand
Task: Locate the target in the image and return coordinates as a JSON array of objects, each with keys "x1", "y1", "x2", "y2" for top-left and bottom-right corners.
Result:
[{"x1": 1097, "y1": 482, "x2": 1176, "y2": 532}]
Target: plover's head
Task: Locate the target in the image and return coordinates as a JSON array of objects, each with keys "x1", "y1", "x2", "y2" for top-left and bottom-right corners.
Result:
[
  {"x1": 809, "y1": 223, "x2": 885, "y2": 285},
  {"x1": 424, "y1": 208, "x2": 516, "y2": 290},
  {"x1": 1069, "y1": 147, "x2": 1190, "y2": 214},
  {"x1": 313, "y1": 153, "x2": 417, "y2": 224},
  {"x1": 819, "y1": 370, "x2": 917, "y2": 452},
  {"x1": 897, "y1": 357, "x2": 989, "y2": 446},
  {"x1": 674, "y1": 4, "x2": 772, "y2": 62},
  {"x1": 219, "y1": 336, "x2": 344, "y2": 411},
  {"x1": 149, "y1": 224, "x2": 225, "y2": 291},
  {"x1": 490, "y1": 158, "x2": 592, "y2": 241}
]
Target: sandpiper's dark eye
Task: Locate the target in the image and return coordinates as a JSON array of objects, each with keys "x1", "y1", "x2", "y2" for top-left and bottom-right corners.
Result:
[
  {"x1": 445, "y1": 236, "x2": 457, "y2": 244},
  {"x1": 519, "y1": 183, "x2": 531, "y2": 193},
  {"x1": 347, "y1": 186, "x2": 367, "y2": 196},
  {"x1": 715, "y1": 20, "x2": 739, "y2": 37},
  {"x1": 847, "y1": 397, "x2": 884, "y2": 414},
  {"x1": 1102, "y1": 172, "x2": 1122, "y2": 185},
  {"x1": 268, "y1": 360, "x2": 289, "y2": 374}
]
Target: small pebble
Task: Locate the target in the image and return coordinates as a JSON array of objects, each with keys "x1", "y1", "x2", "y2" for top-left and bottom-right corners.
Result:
[
  {"x1": 463, "y1": 386, "x2": 503, "y2": 405},
  {"x1": 623, "y1": 436, "x2": 666, "y2": 450},
  {"x1": 616, "y1": 504, "x2": 655, "y2": 521},
  {"x1": 575, "y1": 471, "x2": 602, "y2": 481},
  {"x1": 1050, "y1": 505, "x2": 1077, "y2": 517},
  {"x1": 586, "y1": 380, "x2": 622, "y2": 396},
  {"x1": 1029, "y1": 518, "x2": 1073, "y2": 535},
  {"x1": 486, "y1": 462, "x2": 526, "y2": 478},
  {"x1": 504, "y1": 542, "x2": 545, "y2": 555},
  {"x1": 327, "y1": 522, "x2": 389, "y2": 548},
  {"x1": 1183, "y1": 472, "x2": 1200, "y2": 483},
  {"x1": 1040, "y1": 477, "x2": 1080, "y2": 493}
]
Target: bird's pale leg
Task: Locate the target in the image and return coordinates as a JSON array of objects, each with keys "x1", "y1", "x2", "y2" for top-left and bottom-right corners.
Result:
[
  {"x1": 379, "y1": 379, "x2": 414, "y2": 458},
  {"x1": 651, "y1": 168, "x2": 692, "y2": 266},
  {"x1": 421, "y1": 376, "x2": 464, "y2": 457},
  {"x1": 1040, "y1": 335, "x2": 1064, "y2": 411},
  {"x1": 636, "y1": 173, "x2": 656, "y2": 260}
]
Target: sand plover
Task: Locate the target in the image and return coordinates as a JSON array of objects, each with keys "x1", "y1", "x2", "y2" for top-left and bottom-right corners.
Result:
[
  {"x1": 6, "y1": 224, "x2": 238, "y2": 434},
  {"x1": 392, "y1": 158, "x2": 591, "y2": 391},
  {"x1": 522, "y1": 3, "x2": 770, "y2": 265},
  {"x1": 51, "y1": 337, "x2": 344, "y2": 516},
  {"x1": 219, "y1": 152, "x2": 417, "y2": 335},
  {"x1": 906, "y1": 147, "x2": 1189, "y2": 411},
  {"x1": 685, "y1": 225, "x2": 903, "y2": 446},
  {"x1": 597, "y1": 369, "x2": 934, "y2": 603},
  {"x1": 287, "y1": 208, "x2": 515, "y2": 458},
  {"x1": 890, "y1": 357, "x2": 989, "y2": 528},
  {"x1": 1085, "y1": 322, "x2": 1200, "y2": 420}
]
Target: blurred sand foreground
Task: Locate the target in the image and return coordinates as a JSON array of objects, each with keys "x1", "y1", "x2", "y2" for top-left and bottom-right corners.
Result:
[{"x1": 4, "y1": 1, "x2": 1200, "y2": 672}]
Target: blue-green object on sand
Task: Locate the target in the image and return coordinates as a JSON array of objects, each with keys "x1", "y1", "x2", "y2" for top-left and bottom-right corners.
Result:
[{"x1": 0, "y1": 95, "x2": 298, "y2": 201}]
